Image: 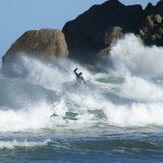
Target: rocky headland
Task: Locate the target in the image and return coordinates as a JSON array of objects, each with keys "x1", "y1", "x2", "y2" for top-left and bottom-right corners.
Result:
[{"x1": 2, "y1": 0, "x2": 163, "y2": 75}]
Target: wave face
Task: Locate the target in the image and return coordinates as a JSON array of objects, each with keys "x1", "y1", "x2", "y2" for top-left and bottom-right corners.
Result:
[{"x1": 0, "y1": 34, "x2": 163, "y2": 162}]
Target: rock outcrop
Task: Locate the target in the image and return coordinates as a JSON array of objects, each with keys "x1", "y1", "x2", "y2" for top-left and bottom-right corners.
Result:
[
  {"x1": 62, "y1": 0, "x2": 143, "y2": 67},
  {"x1": 138, "y1": 0, "x2": 163, "y2": 46},
  {"x1": 2, "y1": 29, "x2": 69, "y2": 75},
  {"x1": 62, "y1": 0, "x2": 163, "y2": 69}
]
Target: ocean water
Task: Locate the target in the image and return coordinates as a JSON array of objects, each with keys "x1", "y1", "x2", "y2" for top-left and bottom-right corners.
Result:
[{"x1": 0, "y1": 34, "x2": 163, "y2": 163}]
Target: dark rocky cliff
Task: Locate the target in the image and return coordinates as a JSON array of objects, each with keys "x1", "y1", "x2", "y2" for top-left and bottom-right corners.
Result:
[
  {"x1": 62, "y1": 0, "x2": 143, "y2": 67},
  {"x1": 62, "y1": 0, "x2": 163, "y2": 69}
]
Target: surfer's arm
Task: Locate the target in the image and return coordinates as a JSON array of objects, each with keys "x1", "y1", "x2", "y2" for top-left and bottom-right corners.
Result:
[{"x1": 74, "y1": 68, "x2": 78, "y2": 76}]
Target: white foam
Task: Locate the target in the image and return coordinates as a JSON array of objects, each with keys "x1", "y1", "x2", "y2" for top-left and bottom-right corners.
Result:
[
  {"x1": 109, "y1": 34, "x2": 163, "y2": 78},
  {"x1": 120, "y1": 75, "x2": 163, "y2": 102},
  {"x1": 101, "y1": 101, "x2": 163, "y2": 127},
  {"x1": 12, "y1": 55, "x2": 92, "y2": 92},
  {"x1": 1, "y1": 37, "x2": 163, "y2": 132},
  {"x1": 49, "y1": 86, "x2": 163, "y2": 128},
  {"x1": 0, "y1": 103, "x2": 53, "y2": 132},
  {"x1": 0, "y1": 139, "x2": 50, "y2": 149}
]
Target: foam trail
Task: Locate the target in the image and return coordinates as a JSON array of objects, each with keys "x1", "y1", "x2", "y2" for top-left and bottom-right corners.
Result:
[{"x1": 0, "y1": 139, "x2": 50, "y2": 149}]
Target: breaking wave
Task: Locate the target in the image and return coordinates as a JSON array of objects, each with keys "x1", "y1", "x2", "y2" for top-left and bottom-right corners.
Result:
[{"x1": 1, "y1": 34, "x2": 163, "y2": 133}]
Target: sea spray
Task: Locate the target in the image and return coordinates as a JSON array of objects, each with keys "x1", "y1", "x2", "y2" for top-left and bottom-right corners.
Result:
[
  {"x1": 0, "y1": 34, "x2": 163, "y2": 133},
  {"x1": 9, "y1": 55, "x2": 92, "y2": 92},
  {"x1": 109, "y1": 34, "x2": 163, "y2": 78},
  {"x1": 1, "y1": 39, "x2": 163, "y2": 163}
]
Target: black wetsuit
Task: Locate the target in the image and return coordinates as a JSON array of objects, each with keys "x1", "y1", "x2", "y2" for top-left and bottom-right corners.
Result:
[{"x1": 74, "y1": 68, "x2": 86, "y2": 84}]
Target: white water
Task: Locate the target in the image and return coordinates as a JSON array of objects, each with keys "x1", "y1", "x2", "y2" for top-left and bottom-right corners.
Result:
[
  {"x1": 109, "y1": 34, "x2": 163, "y2": 78},
  {"x1": 1, "y1": 34, "x2": 163, "y2": 133},
  {"x1": 0, "y1": 139, "x2": 50, "y2": 149}
]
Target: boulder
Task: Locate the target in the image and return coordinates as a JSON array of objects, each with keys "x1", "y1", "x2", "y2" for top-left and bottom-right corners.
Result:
[{"x1": 2, "y1": 28, "x2": 69, "y2": 76}]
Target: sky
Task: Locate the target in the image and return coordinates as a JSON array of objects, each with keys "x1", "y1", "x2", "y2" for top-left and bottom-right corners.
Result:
[{"x1": 0, "y1": 0, "x2": 160, "y2": 67}]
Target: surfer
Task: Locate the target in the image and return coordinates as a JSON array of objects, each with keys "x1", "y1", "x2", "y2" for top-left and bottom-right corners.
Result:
[{"x1": 74, "y1": 66, "x2": 86, "y2": 84}]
